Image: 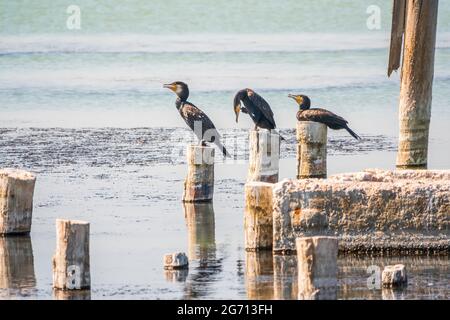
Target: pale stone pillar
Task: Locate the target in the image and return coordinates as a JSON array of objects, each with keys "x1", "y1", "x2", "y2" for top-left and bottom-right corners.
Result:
[
  {"x1": 296, "y1": 236, "x2": 338, "y2": 300},
  {"x1": 244, "y1": 182, "x2": 273, "y2": 251},
  {"x1": 0, "y1": 169, "x2": 36, "y2": 235},
  {"x1": 183, "y1": 145, "x2": 214, "y2": 202},
  {"x1": 248, "y1": 129, "x2": 280, "y2": 183},
  {"x1": 296, "y1": 122, "x2": 327, "y2": 179},
  {"x1": 52, "y1": 219, "x2": 90, "y2": 290}
]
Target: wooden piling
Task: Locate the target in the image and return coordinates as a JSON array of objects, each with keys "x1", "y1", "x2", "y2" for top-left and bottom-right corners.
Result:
[
  {"x1": 52, "y1": 219, "x2": 90, "y2": 290},
  {"x1": 396, "y1": 0, "x2": 439, "y2": 169},
  {"x1": 296, "y1": 122, "x2": 327, "y2": 179},
  {"x1": 296, "y1": 236, "x2": 338, "y2": 300},
  {"x1": 0, "y1": 169, "x2": 36, "y2": 235},
  {"x1": 248, "y1": 129, "x2": 280, "y2": 183},
  {"x1": 183, "y1": 145, "x2": 215, "y2": 202},
  {"x1": 244, "y1": 182, "x2": 273, "y2": 251}
]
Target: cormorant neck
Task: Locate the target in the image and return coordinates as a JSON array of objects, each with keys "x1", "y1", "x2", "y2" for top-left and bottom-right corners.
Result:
[
  {"x1": 299, "y1": 104, "x2": 310, "y2": 110},
  {"x1": 175, "y1": 97, "x2": 184, "y2": 110}
]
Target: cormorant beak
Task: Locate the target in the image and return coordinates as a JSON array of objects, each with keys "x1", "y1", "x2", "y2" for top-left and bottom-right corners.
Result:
[
  {"x1": 163, "y1": 83, "x2": 177, "y2": 92},
  {"x1": 234, "y1": 104, "x2": 241, "y2": 123},
  {"x1": 288, "y1": 94, "x2": 302, "y2": 105}
]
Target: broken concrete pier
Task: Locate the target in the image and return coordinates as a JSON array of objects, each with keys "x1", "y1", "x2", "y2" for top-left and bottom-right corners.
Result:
[{"x1": 273, "y1": 169, "x2": 449, "y2": 254}]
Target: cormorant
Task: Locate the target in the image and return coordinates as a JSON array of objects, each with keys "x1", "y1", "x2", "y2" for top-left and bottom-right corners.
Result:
[
  {"x1": 288, "y1": 94, "x2": 361, "y2": 140},
  {"x1": 164, "y1": 81, "x2": 230, "y2": 157},
  {"x1": 233, "y1": 89, "x2": 277, "y2": 130}
]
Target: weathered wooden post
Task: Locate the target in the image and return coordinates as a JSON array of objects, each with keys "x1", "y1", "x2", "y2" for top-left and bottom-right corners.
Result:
[
  {"x1": 52, "y1": 219, "x2": 90, "y2": 290},
  {"x1": 296, "y1": 122, "x2": 327, "y2": 179},
  {"x1": 245, "y1": 251, "x2": 274, "y2": 299},
  {"x1": 395, "y1": 0, "x2": 439, "y2": 169},
  {"x1": 296, "y1": 236, "x2": 338, "y2": 300},
  {"x1": 248, "y1": 129, "x2": 280, "y2": 183},
  {"x1": 183, "y1": 145, "x2": 215, "y2": 202},
  {"x1": 184, "y1": 202, "x2": 215, "y2": 261},
  {"x1": 273, "y1": 254, "x2": 298, "y2": 300},
  {"x1": 0, "y1": 235, "x2": 36, "y2": 297},
  {"x1": 244, "y1": 182, "x2": 273, "y2": 251},
  {"x1": 0, "y1": 169, "x2": 36, "y2": 235}
]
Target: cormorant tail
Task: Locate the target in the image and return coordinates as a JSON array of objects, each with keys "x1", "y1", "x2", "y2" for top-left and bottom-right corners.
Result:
[{"x1": 345, "y1": 125, "x2": 361, "y2": 140}]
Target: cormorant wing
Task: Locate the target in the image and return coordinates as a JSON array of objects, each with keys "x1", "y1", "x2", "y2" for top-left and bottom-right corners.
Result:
[
  {"x1": 246, "y1": 89, "x2": 276, "y2": 128},
  {"x1": 180, "y1": 101, "x2": 221, "y2": 137},
  {"x1": 297, "y1": 108, "x2": 348, "y2": 128}
]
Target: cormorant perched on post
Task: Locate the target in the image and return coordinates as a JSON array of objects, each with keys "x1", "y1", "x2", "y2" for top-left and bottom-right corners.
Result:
[
  {"x1": 288, "y1": 94, "x2": 361, "y2": 140},
  {"x1": 164, "y1": 81, "x2": 230, "y2": 157},
  {"x1": 233, "y1": 89, "x2": 277, "y2": 130}
]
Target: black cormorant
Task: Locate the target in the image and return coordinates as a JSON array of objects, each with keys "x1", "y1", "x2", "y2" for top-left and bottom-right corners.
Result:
[
  {"x1": 233, "y1": 89, "x2": 277, "y2": 130},
  {"x1": 164, "y1": 81, "x2": 230, "y2": 157},
  {"x1": 288, "y1": 94, "x2": 360, "y2": 140}
]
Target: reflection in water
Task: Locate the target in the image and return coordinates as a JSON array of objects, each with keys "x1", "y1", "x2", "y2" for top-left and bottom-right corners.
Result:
[
  {"x1": 339, "y1": 255, "x2": 450, "y2": 300},
  {"x1": 184, "y1": 202, "x2": 216, "y2": 262},
  {"x1": 182, "y1": 202, "x2": 222, "y2": 298},
  {"x1": 273, "y1": 254, "x2": 298, "y2": 300},
  {"x1": 53, "y1": 289, "x2": 91, "y2": 300},
  {"x1": 245, "y1": 251, "x2": 274, "y2": 300},
  {"x1": 0, "y1": 236, "x2": 36, "y2": 299},
  {"x1": 164, "y1": 269, "x2": 189, "y2": 283}
]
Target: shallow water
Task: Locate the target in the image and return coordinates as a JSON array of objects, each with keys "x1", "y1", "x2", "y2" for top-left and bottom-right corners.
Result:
[{"x1": 0, "y1": 0, "x2": 449, "y2": 299}]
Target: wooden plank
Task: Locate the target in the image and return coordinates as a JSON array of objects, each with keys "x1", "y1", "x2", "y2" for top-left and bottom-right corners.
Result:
[{"x1": 388, "y1": 0, "x2": 407, "y2": 77}]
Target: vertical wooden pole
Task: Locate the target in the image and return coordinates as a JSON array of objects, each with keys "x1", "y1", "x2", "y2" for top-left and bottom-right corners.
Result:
[
  {"x1": 297, "y1": 122, "x2": 327, "y2": 179},
  {"x1": 296, "y1": 236, "x2": 338, "y2": 300},
  {"x1": 244, "y1": 182, "x2": 273, "y2": 251},
  {"x1": 248, "y1": 129, "x2": 280, "y2": 183},
  {"x1": 0, "y1": 169, "x2": 36, "y2": 235},
  {"x1": 396, "y1": 0, "x2": 439, "y2": 169},
  {"x1": 52, "y1": 219, "x2": 90, "y2": 290},
  {"x1": 183, "y1": 145, "x2": 215, "y2": 202}
]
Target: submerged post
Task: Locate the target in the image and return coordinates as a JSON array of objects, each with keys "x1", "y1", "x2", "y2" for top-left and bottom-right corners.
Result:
[
  {"x1": 244, "y1": 182, "x2": 273, "y2": 251},
  {"x1": 52, "y1": 219, "x2": 90, "y2": 290},
  {"x1": 183, "y1": 145, "x2": 215, "y2": 202},
  {"x1": 0, "y1": 169, "x2": 36, "y2": 235},
  {"x1": 296, "y1": 236, "x2": 338, "y2": 300},
  {"x1": 396, "y1": 0, "x2": 439, "y2": 169},
  {"x1": 296, "y1": 122, "x2": 327, "y2": 179},
  {"x1": 248, "y1": 129, "x2": 280, "y2": 183}
]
